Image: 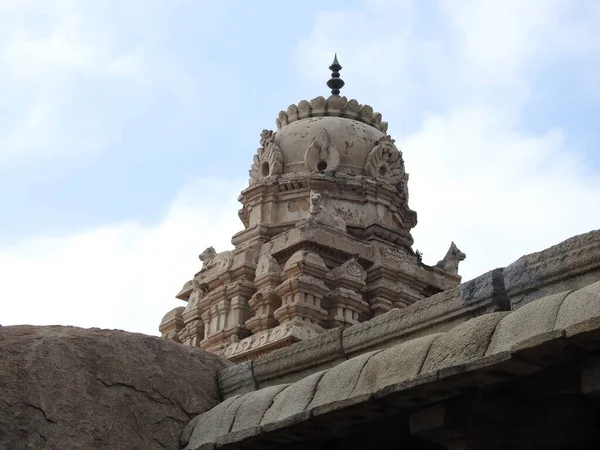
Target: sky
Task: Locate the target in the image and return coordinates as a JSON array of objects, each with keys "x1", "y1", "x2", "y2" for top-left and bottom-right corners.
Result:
[{"x1": 1, "y1": 0, "x2": 599, "y2": 336}]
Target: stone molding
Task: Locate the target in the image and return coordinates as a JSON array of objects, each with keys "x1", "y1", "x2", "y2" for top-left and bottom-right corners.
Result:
[
  {"x1": 504, "y1": 229, "x2": 600, "y2": 308},
  {"x1": 275, "y1": 95, "x2": 388, "y2": 133}
]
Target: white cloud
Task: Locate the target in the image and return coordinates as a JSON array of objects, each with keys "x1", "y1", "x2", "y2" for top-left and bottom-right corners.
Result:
[
  {"x1": 405, "y1": 107, "x2": 600, "y2": 280},
  {"x1": 298, "y1": 0, "x2": 600, "y2": 282},
  {"x1": 0, "y1": 0, "x2": 189, "y2": 166},
  {"x1": 0, "y1": 178, "x2": 246, "y2": 335}
]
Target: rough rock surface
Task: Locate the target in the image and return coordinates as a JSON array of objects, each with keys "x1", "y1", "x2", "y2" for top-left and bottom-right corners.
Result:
[{"x1": 0, "y1": 325, "x2": 231, "y2": 450}]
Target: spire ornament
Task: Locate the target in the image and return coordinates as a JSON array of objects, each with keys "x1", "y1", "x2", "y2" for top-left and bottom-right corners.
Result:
[{"x1": 327, "y1": 53, "x2": 345, "y2": 96}]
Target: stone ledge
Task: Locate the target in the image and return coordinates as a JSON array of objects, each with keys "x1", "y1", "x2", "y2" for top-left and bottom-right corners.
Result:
[
  {"x1": 252, "y1": 327, "x2": 346, "y2": 388},
  {"x1": 342, "y1": 268, "x2": 509, "y2": 357},
  {"x1": 503, "y1": 229, "x2": 600, "y2": 308},
  {"x1": 218, "y1": 268, "x2": 508, "y2": 398}
]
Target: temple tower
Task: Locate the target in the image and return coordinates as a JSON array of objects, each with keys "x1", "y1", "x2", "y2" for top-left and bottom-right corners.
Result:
[{"x1": 159, "y1": 56, "x2": 465, "y2": 361}]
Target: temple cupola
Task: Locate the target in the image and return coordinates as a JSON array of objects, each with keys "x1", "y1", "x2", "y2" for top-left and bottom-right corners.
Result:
[
  {"x1": 159, "y1": 56, "x2": 465, "y2": 362},
  {"x1": 239, "y1": 55, "x2": 416, "y2": 251}
]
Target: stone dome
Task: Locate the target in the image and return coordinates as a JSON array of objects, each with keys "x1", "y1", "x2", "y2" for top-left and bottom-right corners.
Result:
[{"x1": 248, "y1": 95, "x2": 406, "y2": 185}]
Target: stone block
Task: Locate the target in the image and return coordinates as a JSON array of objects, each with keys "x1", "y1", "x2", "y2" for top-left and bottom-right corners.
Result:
[
  {"x1": 503, "y1": 229, "x2": 600, "y2": 309},
  {"x1": 261, "y1": 371, "x2": 326, "y2": 426},
  {"x1": 185, "y1": 394, "x2": 244, "y2": 450},
  {"x1": 353, "y1": 334, "x2": 440, "y2": 397},
  {"x1": 253, "y1": 327, "x2": 346, "y2": 388},
  {"x1": 218, "y1": 361, "x2": 257, "y2": 399},
  {"x1": 421, "y1": 313, "x2": 507, "y2": 373},
  {"x1": 486, "y1": 290, "x2": 570, "y2": 355},
  {"x1": 308, "y1": 350, "x2": 380, "y2": 410},
  {"x1": 230, "y1": 385, "x2": 289, "y2": 432},
  {"x1": 555, "y1": 280, "x2": 600, "y2": 330}
]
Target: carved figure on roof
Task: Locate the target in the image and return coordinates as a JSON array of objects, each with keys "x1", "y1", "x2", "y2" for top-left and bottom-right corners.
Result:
[
  {"x1": 435, "y1": 242, "x2": 466, "y2": 275},
  {"x1": 199, "y1": 246, "x2": 233, "y2": 272},
  {"x1": 307, "y1": 191, "x2": 346, "y2": 232}
]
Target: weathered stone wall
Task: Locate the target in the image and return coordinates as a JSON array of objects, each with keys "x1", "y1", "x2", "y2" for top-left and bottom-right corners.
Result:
[{"x1": 0, "y1": 326, "x2": 231, "y2": 450}]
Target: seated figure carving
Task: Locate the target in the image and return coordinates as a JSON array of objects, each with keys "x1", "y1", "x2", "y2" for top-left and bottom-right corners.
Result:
[
  {"x1": 306, "y1": 191, "x2": 346, "y2": 232},
  {"x1": 435, "y1": 241, "x2": 466, "y2": 275},
  {"x1": 199, "y1": 246, "x2": 233, "y2": 272}
]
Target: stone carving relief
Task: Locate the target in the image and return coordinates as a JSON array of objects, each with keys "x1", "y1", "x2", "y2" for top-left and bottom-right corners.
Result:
[
  {"x1": 223, "y1": 322, "x2": 319, "y2": 360},
  {"x1": 306, "y1": 191, "x2": 346, "y2": 232},
  {"x1": 340, "y1": 257, "x2": 367, "y2": 284},
  {"x1": 364, "y1": 135, "x2": 405, "y2": 185},
  {"x1": 238, "y1": 205, "x2": 250, "y2": 228},
  {"x1": 435, "y1": 242, "x2": 466, "y2": 275},
  {"x1": 397, "y1": 173, "x2": 410, "y2": 201},
  {"x1": 276, "y1": 95, "x2": 389, "y2": 133},
  {"x1": 255, "y1": 253, "x2": 281, "y2": 278},
  {"x1": 287, "y1": 198, "x2": 310, "y2": 213},
  {"x1": 304, "y1": 128, "x2": 340, "y2": 172},
  {"x1": 199, "y1": 246, "x2": 233, "y2": 273},
  {"x1": 249, "y1": 130, "x2": 284, "y2": 185}
]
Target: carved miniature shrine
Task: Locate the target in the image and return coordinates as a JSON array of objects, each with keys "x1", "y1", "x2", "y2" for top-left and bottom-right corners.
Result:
[{"x1": 159, "y1": 56, "x2": 466, "y2": 362}]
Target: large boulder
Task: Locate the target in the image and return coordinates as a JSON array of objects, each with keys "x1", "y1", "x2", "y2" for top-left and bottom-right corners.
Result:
[{"x1": 0, "y1": 325, "x2": 231, "y2": 450}]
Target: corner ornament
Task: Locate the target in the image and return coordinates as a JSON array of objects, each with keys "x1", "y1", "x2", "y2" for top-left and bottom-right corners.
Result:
[
  {"x1": 249, "y1": 130, "x2": 284, "y2": 185},
  {"x1": 364, "y1": 135, "x2": 405, "y2": 185}
]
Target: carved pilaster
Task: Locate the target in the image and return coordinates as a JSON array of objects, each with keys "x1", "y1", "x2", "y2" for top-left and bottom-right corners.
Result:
[
  {"x1": 246, "y1": 254, "x2": 282, "y2": 334},
  {"x1": 325, "y1": 257, "x2": 370, "y2": 327},
  {"x1": 273, "y1": 250, "x2": 330, "y2": 332}
]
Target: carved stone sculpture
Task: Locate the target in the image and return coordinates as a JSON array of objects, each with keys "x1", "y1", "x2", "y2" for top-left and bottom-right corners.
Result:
[
  {"x1": 435, "y1": 242, "x2": 466, "y2": 275},
  {"x1": 364, "y1": 135, "x2": 405, "y2": 185},
  {"x1": 325, "y1": 257, "x2": 370, "y2": 327},
  {"x1": 249, "y1": 130, "x2": 284, "y2": 185},
  {"x1": 276, "y1": 95, "x2": 388, "y2": 133},
  {"x1": 199, "y1": 246, "x2": 233, "y2": 272},
  {"x1": 304, "y1": 128, "x2": 340, "y2": 172},
  {"x1": 306, "y1": 191, "x2": 346, "y2": 232}
]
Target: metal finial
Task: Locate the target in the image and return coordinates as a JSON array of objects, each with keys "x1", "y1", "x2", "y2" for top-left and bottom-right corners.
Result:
[{"x1": 327, "y1": 53, "x2": 345, "y2": 96}]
